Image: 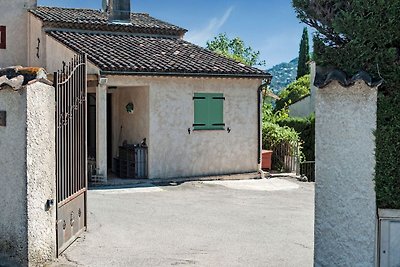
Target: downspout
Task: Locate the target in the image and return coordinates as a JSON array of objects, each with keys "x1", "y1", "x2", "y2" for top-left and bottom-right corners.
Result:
[{"x1": 257, "y1": 77, "x2": 272, "y2": 178}]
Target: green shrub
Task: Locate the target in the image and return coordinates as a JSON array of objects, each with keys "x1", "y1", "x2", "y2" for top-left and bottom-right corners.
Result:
[
  {"x1": 275, "y1": 75, "x2": 310, "y2": 111},
  {"x1": 262, "y1": 121, "x2": 299, "y2": 150},
  {"x1": 262, "y1": 103, "x2": 301, "y2": 171},
  {"x1": 375, "y1": 90, "x2": 400, "y2": 209},
  {"x1": 277, "y1": 114, "x2": 315, "y2": 161}
]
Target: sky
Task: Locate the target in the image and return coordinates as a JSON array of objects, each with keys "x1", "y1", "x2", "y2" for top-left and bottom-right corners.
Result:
[{"x1": 37, "y1": 0, "x2": 308, "y2": 68}]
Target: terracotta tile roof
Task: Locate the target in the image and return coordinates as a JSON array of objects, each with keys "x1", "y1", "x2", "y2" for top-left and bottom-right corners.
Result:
[
  {"x1": 314, "y1": 69, "x2": 383, "y2": 88},
  {"x1": 47, "y1": 30, "x2": 269, "y2": 78},
  {"x1": 30, "y1": 6, "x2": 187, "y2": 37}
]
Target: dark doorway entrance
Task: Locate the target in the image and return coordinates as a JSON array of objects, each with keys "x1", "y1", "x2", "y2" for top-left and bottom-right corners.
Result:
[
  {"x1": 87, "y1": 94, "x2": 96, "y2": 159},
  {"x1": 107, "y1": 93, "x2": 113, "y2": 170}
]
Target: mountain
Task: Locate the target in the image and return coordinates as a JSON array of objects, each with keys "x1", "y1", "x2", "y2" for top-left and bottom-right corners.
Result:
[{"x1": 267, "y1": 58, "x2": 298, "y2": 94}]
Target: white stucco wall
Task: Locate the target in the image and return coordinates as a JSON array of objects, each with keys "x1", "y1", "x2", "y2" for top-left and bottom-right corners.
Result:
[
  {"x1": 0, "y1": 87, "x2": 28, "y2": 265},
  {"x1": 25, "y1": 82, "x2": 56, "y2": 265},
  {"x1": 289, "y1": 95, "x2": 312, "y2": 117},
  {"x1": 314, "y1": 80, "x2": 378, "y2": 267},
  {"x1": 28, "y1": 14, "x2": 45, "y2": 67},
  {"x1": 0, "y1": 0, "x2": 36, "y2": 68},
  {"x1": 289, "y1": 62, "x2": 317, "y2": 118},
  {"x1": 45, "y1": 35, "x2": 99, "y2": 74},
  {"x1": 0, "y1": 82, "x2": 56, "y2": 266},
  {"x1": 106, "y1": 76, "x2": 261, "y2": 179}
]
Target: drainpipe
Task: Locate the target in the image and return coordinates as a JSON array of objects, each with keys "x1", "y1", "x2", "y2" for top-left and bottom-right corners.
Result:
[{"x1": 257, "y1": 77, "x2": 272, "y2": 178}]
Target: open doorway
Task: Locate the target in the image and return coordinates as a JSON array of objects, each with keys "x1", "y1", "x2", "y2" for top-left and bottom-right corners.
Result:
[
  {"x1": 107, "y1": 93, "x2": 113, "y2": 171},
  {"x1": 87, "y1": 93, "x2": 96, "y2": 159}
]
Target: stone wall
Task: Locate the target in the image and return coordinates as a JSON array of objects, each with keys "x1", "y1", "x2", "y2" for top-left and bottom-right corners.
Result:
[
  {"x1": 0, "y1": 82, "x2": 56, "y2": 266},
  {"x1": 314, "y1": 80, "x2": 378, "y2": 266}
]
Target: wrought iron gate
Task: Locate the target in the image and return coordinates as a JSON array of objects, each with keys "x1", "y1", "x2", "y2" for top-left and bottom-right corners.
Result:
[{"x1": 54, "y1": 54, "x2": 87, "y2": 255}]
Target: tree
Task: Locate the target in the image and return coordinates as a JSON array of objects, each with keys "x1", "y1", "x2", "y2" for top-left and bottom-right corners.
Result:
[
  {"x1": 291, "y1": 0, "x2": 400, "y2": 208},
  {"x1": 275, "y1": 75, "x2": 310, "y2": 111},
  {"x1": 292, "y1": 0, "x2": 400, "y2": 80},
  {"x1": 296, "y1": 27, "x2": 310, "y2": 79},
  {"x1": 206, "y1": 33, "x2": 266, "y2": 66}
]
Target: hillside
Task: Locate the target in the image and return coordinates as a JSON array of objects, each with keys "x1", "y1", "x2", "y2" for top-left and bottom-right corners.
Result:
[{"x1": 268, "y1": 58, "x2": 298, "y2": 94}]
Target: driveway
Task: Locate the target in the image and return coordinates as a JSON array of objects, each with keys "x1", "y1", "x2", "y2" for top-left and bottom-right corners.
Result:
[{"x1": 55, "y1": 178, "x2": 314, "y2": 267}]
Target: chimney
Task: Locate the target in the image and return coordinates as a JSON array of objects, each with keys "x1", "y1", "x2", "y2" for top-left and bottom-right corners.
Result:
[
  {"x1": 108, "y1": 0, "x2": 131, "y2": 23},
  {"x1": 102, "y1": 0, "x2": 109, "y2": 12}
]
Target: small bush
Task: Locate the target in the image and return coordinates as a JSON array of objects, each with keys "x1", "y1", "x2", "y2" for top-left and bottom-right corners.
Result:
[
  {"x1": 262, "y1": 122, "x2": 299, "y2": 150},
  {"x1": 277, "y1": 114, "x2": 315, "y2": 161}
]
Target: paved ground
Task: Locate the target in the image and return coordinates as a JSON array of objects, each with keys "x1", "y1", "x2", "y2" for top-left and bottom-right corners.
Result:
[{"x1": 54, "y1": 178, "x2": 314, "y2": 267}]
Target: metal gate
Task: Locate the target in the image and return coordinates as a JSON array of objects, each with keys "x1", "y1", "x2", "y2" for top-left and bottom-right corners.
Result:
[{"x1": 54, "y1": 54, "x2": 87, "y2": 255}]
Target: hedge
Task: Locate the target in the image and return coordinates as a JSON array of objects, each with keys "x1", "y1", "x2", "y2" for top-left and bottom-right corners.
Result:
[{"x1": 375, "y1": 90, "x2": 400, "y2": 209}]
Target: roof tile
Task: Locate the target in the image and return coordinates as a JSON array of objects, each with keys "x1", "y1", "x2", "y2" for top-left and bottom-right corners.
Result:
[
  {"x1": 30, "y1": 6, "x2": 187, "y2": 36},
  {"x1": 47, "y1": 30, "x2": 269, "y2": 78}
]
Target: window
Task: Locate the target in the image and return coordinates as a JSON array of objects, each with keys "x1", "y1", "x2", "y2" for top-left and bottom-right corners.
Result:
[
  {"x1": 193, "y1": 93, "x2": 225, "y2": 130},
  {"x1": 0, "y1": 26, "x2": 5, "y2": 49}
]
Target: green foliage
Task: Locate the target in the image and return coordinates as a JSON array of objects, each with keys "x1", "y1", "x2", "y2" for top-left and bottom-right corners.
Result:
[
  {"x1": 277, "y1": 114, "x2": 315, "y2": 161},
  {"x1": 206, "y1": 33, "x2": 266, "y2": 67},
  {"x1": 292, "y1": 0, "x2": 400, "y2": 208},
  {"x1": 296, "y1": 27, "x2": 310, "y2": 79},
  {"x1": 262, "y1": 122, "x2": 299, "y2": 150},
  {"x1": 275, "y1": 75, "x2": 310, "y2": 111},
  {"x1": 375, "y1": 90, "x2": 400, "y2": 209},
  {"x1": 262, "y1": 103, "x2": 299, "y2": 149}
]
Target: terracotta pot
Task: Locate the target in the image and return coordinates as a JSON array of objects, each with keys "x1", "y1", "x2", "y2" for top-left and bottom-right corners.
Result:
[{"x1": 262, "y1": 150, "x2": 273, "y2": 170}]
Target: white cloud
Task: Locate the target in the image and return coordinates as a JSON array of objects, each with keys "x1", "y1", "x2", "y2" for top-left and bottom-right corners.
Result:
[{"x1": 185, "y1": 6, "x2": 234, "y2": 46}]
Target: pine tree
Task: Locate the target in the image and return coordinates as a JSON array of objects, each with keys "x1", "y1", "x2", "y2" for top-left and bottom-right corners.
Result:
[{"x1": 296, "y1": 27, "x2": 310, "y2": 79}]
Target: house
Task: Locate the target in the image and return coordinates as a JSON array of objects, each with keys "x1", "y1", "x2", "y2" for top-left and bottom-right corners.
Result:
[
  {"x1": 0, "y1": 0, "x2": 271, "y2": 180},
  {"x1": 288, "y1": 62, "x2": 316, "y2": 117}
]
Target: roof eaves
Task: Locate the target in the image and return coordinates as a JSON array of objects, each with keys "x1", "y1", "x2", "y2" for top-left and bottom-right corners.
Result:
[
  {"x1": 100, "y1": 70, "x2": 270, "y2": 79},
  {"x1": 44, "y1": 27, "x2": 182, "y2": 40},
  {"x1": 288, "y1": 93, "x2": 311, "y2": 106},
  {"x1": 29, "y1": 7, "x2": 187, "y2": 36}
]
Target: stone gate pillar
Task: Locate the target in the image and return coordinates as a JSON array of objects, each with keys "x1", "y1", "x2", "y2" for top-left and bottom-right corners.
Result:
[
  {"x1": 314, "y1": 71, "x2": 381, "y2": 266},
  {"x1": 0, "y1": 68, "x2": 56, "y2": 266}
]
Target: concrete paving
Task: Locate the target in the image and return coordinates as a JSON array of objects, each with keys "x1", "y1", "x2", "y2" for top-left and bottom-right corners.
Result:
[
  {"x1": 54, "y1": 178, "x2": 314, "y2": 267},
  {"x1": 203, "y1": 178, "x2": 300, "y2": 191}
]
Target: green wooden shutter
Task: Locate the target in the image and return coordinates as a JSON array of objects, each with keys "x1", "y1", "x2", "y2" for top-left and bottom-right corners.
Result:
[
  {"x1": 209, "y1": 94, "x2": 224, "y2": 130},
  {"x1": 193, "y1": 93, "x2": 208, "y2": 130},
  {"x1": 193, "y1": 93, "x2": 224, "y2": 130}
]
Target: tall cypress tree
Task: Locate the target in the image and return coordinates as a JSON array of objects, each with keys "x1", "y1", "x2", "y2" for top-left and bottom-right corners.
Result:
[{"x1": 296, "y1": 27, "x2": 310, "y2": 79}]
